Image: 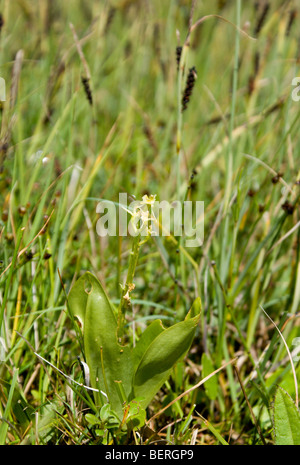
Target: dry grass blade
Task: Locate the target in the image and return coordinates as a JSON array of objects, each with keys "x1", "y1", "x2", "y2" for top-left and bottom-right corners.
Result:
[
  {"x1": 243, "y1": 153, "x2": 294, "y2": 197},
  {"x1": 10, "y1": 49, "x2": 24, "y2": 109},
  {"x1": 266, "y1": 220, "x2": 300, "y2": 256},
  {"x1": 188, "y1": 14, "x2": 256, "y2": 42},
  {"x1": 69, "y1": 23, "x2": 91, "y2": 80}
]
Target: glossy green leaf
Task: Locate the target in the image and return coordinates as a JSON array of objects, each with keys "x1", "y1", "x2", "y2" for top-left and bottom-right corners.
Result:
[
  {"x1": 132, "y1": 298, "x2": 201, "y2": 409},
  {"x1": 68, "y1": 272, "x2": 201, "y2": 420},
  {"x1": 85, "y1": 413, "x2": 100, "y2": 426},
  {"x1": 68, "y1": 272, "x2": 133, "y2": 418},
  {"x1": 272, "y1": 386, "x2": 300, "y2": 445},
  {"x1": 132, "y1": 319, "x2": 164, "y2": 373}
]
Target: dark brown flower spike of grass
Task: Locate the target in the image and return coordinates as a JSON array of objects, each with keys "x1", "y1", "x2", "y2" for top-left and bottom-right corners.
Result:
[
  {"x1": 271, "y1": 172, "x2": 283, "y2": 184},
  {"x1": 254, "y1": 2, "x2": 270, "y2": 36},
  {"x1": 182, "y1": 66, "x2": 197, "y2": 112},
  {"x1": 176, "y1": 45, "x2": 182, "y2": 70},
  {"x1": 81, "y1": 75, "x2": 93, "y2": 106},
  {"x1": 285, "y1": 9, "x2": 297, "y2": 37},
  {"x1": 0, "y1": 13, "x2": 4, "y2": 33},
  {"x1": 248, "y1": 52, "x2": 260, "y2": 95},
  {"x1": 105, "y1": 6, "x2": 116, "y2": 34},
  {"x1": 218, "y1": 0, "x2": 227, "y2": 11},
  {"x1": 281, "y1": 200, "x2": 294, "y2": 215}
]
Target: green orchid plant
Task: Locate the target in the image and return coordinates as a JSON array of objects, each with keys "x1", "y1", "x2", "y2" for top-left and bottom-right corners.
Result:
[{"x1": 67, "y1": 195, "x2": 201, "y2": 437}]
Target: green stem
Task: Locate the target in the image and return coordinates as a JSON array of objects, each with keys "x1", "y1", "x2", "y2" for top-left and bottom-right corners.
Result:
[
  {"x1": 175, "y1": 41, "x2": 189, "y2": 293},
  {"x1": 117, "y1": 234, "x2": 141, "y2": 343},
  {"x1": 114, "y1": 380, "x2": 127, "y2": 405},
  {"x1": 224, "y1": 0, "x2": 241, "y2": 213}
]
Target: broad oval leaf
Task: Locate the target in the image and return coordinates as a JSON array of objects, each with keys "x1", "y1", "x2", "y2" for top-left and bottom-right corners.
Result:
[
  {"x1": 132, "y1": 319, "x2": 164, "y2": 373},
  {"x1": 132, "y1": 298, "x2": 201, "y2": 409},
  {"x1": 272, "y1": 386, "x2": 300, "y2": 445},
  {"x1": 68, "y1": 272, "x2": 133, "y2": 418}
]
